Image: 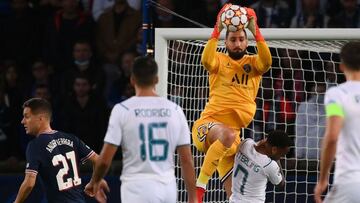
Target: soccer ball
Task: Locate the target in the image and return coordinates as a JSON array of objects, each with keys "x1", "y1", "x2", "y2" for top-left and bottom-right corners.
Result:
[{"x1": 220, "y1": 5, "x2": 248, "y2": 32}]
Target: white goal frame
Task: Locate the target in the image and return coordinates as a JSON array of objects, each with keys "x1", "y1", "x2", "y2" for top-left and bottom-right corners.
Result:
[
  {"x1": 155, "y1": 28, "x2": 360, "y2": 96},
  {"x1": 154, "y1": 28, "x2": 360, "y2": 202}
]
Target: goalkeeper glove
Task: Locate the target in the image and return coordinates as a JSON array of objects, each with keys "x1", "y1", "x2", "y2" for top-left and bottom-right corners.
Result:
[
  {"x1": 245, "y1": 7, "x2": 264, "y2": 42},
  {"x1": 211, "y1": 3, "x2": 232, "y2": 39},
  {"x1": 196, "y1": 187, "x2": 205, "y2": 203}
]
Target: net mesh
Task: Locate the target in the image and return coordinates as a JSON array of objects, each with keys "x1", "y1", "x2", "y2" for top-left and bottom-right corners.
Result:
[{"x1": 168, "y1": 39, "x2": 346, "y2": 202}]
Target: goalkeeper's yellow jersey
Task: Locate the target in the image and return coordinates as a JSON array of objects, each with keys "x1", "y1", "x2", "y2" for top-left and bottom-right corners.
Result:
[{"x1": 199, "y1": 38, "x2": 272, "y2": 130}]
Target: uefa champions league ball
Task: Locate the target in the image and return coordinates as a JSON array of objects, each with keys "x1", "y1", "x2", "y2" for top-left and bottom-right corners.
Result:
[{"x1": 221, "y1": 5, "x2": 248, "y2": 32}]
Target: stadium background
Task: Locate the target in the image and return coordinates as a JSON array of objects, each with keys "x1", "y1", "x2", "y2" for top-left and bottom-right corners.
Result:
[{"x1": 0, "y1": 0, "x2": 359, "y2": 202}]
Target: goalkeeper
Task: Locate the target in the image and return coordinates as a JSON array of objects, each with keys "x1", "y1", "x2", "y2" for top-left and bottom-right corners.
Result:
[{"x1": 192, "y1": 3, "x2": 272, "y2": 201}]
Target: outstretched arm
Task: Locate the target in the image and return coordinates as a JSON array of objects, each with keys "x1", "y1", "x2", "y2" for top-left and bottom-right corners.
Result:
[
  {"x1": 177, "y1": 145, "x2": 197, "y2": 203},
  {"x1": 14, "y1": 173, "x2": 36, "y2": 203},
  {"x1": 246, "y1": 8, "x2": 272, "y2": 74}
]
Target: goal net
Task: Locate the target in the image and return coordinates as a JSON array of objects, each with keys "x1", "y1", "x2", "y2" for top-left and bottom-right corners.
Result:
[{"x1": 155, "y1": 28, "x2": 360, "y2": 203}]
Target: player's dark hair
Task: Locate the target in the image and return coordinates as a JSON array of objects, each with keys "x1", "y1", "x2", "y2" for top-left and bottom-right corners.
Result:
[
  {"x1": 267, "y1": 130, "x2": 291, "y2": 148},
  {"x1": 132, "y1": 56, "x2": 158, "y2": 87},
  {"x1": 23, "y1": 98, "x2": 52, "y2": 118},
  {"x1": 226, "y1": 28, "x2": 247, "y2": 39},
  {"x1": 340, "y1": 41, "x2": 360, "y2": 71}
]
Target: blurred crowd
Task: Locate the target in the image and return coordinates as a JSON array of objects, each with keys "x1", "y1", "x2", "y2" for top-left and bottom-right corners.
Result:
[
  {"x1": 0, "y1": 0, "x2": 359, "y2": 163},
  {"x1": 0, "y1": 0, "x2": 141, "y2": 161},
  {"x1": 159, "y1": 0, "x2": 360, "y2": 28}
]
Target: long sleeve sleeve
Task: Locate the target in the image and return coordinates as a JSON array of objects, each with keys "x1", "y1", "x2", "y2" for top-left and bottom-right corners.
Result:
[
  {"x1": 201, "y1": 38, "x2": 219, "y2": 73},
  {"x1": 254, "y1": 41, "x2": 272, "y2": 74}
]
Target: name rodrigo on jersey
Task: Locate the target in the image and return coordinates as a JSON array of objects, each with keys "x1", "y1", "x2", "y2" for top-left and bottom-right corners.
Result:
[{"x1": 134, "y1": 108, "x2": 171, "y2": 117}]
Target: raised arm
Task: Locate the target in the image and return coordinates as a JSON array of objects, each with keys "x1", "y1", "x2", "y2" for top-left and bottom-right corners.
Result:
[
  {"x1": 201, "y1": 38, "x2": 220, "y2": 73},
  {"x1": 201, "y1": 4, "x2": 232, "y2": 73},
  {"x1": 246, "y1": 8, "x2": 272, "y2": 74},
  {"x1": 177, "y1": 145, "x2": 197, "y2": 203},
  {"x1": 254, "y1": 41, "x2": 272, "y2": 74}
]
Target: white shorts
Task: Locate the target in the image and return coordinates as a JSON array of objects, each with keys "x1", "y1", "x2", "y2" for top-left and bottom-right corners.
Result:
[
  {"x1": 121, "y1": 179, "x2": 177, "y2": 203},
  {"x1": 324, "y1": 182, "x2": 360, "y2": 203},
  {"x1": 229, "y1": 194, "x2": 264, "y2": 203}
]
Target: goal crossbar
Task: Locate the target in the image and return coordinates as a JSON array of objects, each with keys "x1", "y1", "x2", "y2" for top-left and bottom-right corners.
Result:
[{"x1": 155, "y1": 28, "x2": 360, "y2": 97}]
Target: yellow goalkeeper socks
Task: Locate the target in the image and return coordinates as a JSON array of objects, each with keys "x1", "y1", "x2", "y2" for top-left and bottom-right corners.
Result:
[{"x1": 196, "y1": 140, "x2": 230, "y2": 189}]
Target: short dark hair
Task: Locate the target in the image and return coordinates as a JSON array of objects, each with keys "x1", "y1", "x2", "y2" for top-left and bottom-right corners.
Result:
[
  {"x1": 267, "y1": 130, "x2": 291, "y2": 148},
  {"x1": 132, "y1": 56, "x2": 158, "y2": 87},
  {"x1": 23, "y1": 98, "x2": 52, "y2": 118},
  {"x1": 225, "y1": 28, "x2": 247, "y2": 39},
  {"x1": 340, "y1": 41, "x2": 360, "y2": 71}
]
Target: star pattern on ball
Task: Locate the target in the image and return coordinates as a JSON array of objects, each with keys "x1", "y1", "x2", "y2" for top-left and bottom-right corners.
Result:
[
  {"x1": 235, "y1": 10, "x2": 242, "y2": 17},
  {"x1": 224, "y1": 19, "x2": 232, "y2": 26},
  {"x1": 221, "y1": 5, "x2": 249, "y2": 32}
]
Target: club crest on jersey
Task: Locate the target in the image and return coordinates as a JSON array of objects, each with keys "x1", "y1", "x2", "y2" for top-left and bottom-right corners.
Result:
[{"x1": 243, "y1": 64, "x2": 251, "y2": 73}]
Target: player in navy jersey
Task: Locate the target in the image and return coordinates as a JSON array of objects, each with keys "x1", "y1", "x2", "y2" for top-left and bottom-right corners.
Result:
[{"x1": 14, "y1": 98, "x2": 109, "y2": 203}]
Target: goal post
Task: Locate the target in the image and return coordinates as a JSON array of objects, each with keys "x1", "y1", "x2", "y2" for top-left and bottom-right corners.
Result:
[{"x1": 155, "y1": 28, "x2": 360, "y2": 203}]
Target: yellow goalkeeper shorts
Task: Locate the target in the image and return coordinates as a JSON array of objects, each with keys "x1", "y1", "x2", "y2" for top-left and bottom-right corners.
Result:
[{"x1": 192, "y1": 118, "x2": 241, "y2": 180}]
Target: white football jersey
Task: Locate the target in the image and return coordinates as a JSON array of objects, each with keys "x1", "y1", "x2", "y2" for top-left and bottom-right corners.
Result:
[
  {"x1": 230, "y1": 139, "x2": 282, "y2": 203},
  {"x1": 324, "y1": 81, "x2": 360, "y2": 185},
  {"x1": 104, "y1": 96, "x2": 190, "y2": 183}
]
